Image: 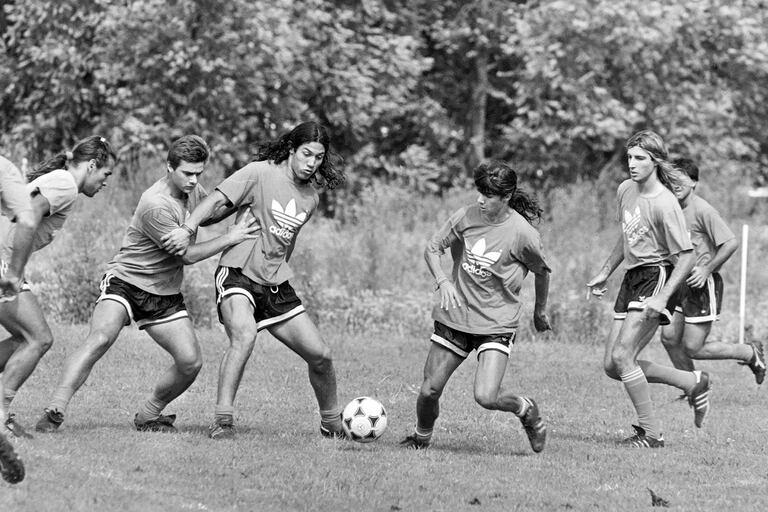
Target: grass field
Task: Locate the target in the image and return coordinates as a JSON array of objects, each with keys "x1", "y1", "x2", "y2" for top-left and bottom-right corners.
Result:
[{"x1": 1, "y1": 322, "x2": 766, "y2": 511}]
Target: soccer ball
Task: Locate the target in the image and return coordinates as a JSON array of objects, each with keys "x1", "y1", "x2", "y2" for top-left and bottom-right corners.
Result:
[{"x1": 341, "y1": 397, "x2": 387, "y2": 443}]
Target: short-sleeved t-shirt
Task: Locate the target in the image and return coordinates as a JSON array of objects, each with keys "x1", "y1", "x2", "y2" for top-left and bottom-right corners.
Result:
[
  {"x1": 216, "y1": 161, "x2": 319, "y2": 285},
  {"x1": 0, "y1": 156, "x2": 32, "y2": 222},
  {"x1": 616, "y1": 179, "x2": 692, "y2": 269},
  {"x1": 108, "y1": 177, "x2": 207, "y2": 295},
  {"x1": 1, "y1": 169, "x2": 79, "y2": 261},
  {"x1": 427, "y1": 205, "x2": 551, "y2": 334},
  {"x1": 683, "y1": 195, "x2": 735, "y2": 272}
]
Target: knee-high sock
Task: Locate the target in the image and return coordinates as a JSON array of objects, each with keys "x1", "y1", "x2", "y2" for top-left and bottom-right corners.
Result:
[{"x1": 620, "y1": 366, "x2": 660, "y2": 439}]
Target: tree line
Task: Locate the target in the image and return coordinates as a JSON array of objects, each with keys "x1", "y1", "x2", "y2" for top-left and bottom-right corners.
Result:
[{"x1": 2, "y1": 0, "x2": 767, "y2": 203}]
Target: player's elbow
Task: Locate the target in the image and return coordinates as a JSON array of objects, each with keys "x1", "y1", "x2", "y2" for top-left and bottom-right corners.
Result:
[{"x1": 15, "y1": 210, "x2": 37, "y2": 230}]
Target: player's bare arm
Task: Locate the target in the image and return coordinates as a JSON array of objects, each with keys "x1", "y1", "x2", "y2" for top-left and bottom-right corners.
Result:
[
  {"x1": 161, "y1": 190, "x2": 231, "y2": 255},
  {"x1": 587, "y1": 234, "x2": 624, "y2": 298},
  {"x1": 0, "y1": 194, "x2": 50, "y2": 298},
  {"x1": 424, "y1": 239, "x2": 461, "y2": 310},
  {"x1": 179, "y1": 214, "x2": 260, "y2": 264},
  {"x1": 533, "y1": 270, "x2": 551, "y2": 332},
  {"x1": 686, "y1": 237, "x2": 737, "y2": 289}
]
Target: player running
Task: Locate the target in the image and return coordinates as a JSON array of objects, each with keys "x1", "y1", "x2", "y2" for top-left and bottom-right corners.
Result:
[
  {"x1": 0, "y1": 136, "x2": 115, "y2": 439},
  {"x1": 587, "y1": 130, "x2": 711, "y2": 448},
  {"x1": 0, "y1": 155, "x2": 36, "y2": 484},
  {"x1": 35, "y1": 135, "x2": 258, "y2": 433},
  {"x1": 400, "y1": 160, "x2": 552, "y2": 453},
  {"x1": 160, "y1": 121, "x2": 347, "y2": 439},
  {"x1": 660, "y1": 158, "x2": 765, "y2": 384}
]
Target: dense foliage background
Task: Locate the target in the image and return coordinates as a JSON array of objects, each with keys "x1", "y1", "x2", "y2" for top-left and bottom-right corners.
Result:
[{"x1": 2, "y1": 0, "x2": 768, "y2": 337}]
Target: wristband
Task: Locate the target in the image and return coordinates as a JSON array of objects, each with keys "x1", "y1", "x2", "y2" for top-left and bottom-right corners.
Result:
[
  {"x1": 181, "y1": 223, "x2": 196, "y2": 236},
  {"x1": 435, "y1": 276, "x2": 449, "y2": 288}
]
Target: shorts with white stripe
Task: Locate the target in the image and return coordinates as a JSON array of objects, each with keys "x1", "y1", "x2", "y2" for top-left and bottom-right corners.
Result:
[
  {"x1": 98, "y1": 272, "x2": 188, "y2": 330},
  {"x1": 430, "y1": 321, "x2": 515, "y2": 359},
  {"x1": 613, "y1": 265, "x2": 680, "y2": 326},
  {"x1": 214, "y1": 266, "x2": 304, "y2": 331},
  {"x1": 676, "y1": 273, "x2": 723, "y2": 324}
]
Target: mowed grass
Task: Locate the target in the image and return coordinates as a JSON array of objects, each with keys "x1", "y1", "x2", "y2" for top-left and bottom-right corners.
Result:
[{"x1": 1, "y1": 322, "x2": 767, "y2": 511}]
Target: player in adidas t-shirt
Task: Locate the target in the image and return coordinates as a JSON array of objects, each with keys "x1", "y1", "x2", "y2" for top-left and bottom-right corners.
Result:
[
  {"x1": 587, "y1": 130, "x2": 707, "y2": 448},
  {"x1": 660, "y1": 158, "x2": 765, "y2": 383},
  {"x1": 400, "y1": 161, "x2": 552, "y2": 452},
  {"x1": 161, "y1": 121, "x2": 347, "y2": 440},
  {"x1": 0, "y1": 136, "x2": 115, "y2": 438},
  {"x1": 34, "y1": 136, "x2": 257, "y2": 434}
]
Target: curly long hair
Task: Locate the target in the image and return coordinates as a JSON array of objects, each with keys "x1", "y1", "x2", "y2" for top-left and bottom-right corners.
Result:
[
  {"x1": 474, "y1": 160, "x2": 543, "y2": 224},
  {"x1": 29, "y1": 135, "x2": 116, "y2": 181},
  {"x1": 253, "y1": 121, "x2": 345, "y2": 190}
]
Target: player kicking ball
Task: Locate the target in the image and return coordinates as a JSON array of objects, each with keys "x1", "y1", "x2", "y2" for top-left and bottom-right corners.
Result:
[
  {"x1": 35, "y1": 135, "x2": 257, "y2": 433},
  {"x1": 401, "y1": 161, "x2": 551, "y2": 453},
  {"x1": 660, "y1": 158, "x2": 765, "y2": 384}
]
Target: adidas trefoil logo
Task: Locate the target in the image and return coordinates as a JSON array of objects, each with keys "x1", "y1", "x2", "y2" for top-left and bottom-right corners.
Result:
[
  {"x1": 270, "y1": 199, "x2": 308, "y2": 240},
  {"x1": 462, "y1": 238, "x2": 501, "y2": 278},
  {"x1": 622, "y1": 206, "x2": 649, "y2": 246}
]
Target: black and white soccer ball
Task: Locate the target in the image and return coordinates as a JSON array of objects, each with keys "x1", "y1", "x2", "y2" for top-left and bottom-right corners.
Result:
[{"x1": 341, "y1": 396, "x2": 387, "y2": 443}]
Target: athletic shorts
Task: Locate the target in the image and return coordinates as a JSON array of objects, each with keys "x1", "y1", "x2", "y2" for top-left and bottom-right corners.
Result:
[
  {"x1": 430, "y1": 321, "x2": 516, "y2": 359},
  {"x1": 675, "y1": 273, "x2": 723, "y2": 324},
  {"x1": 214, "y1": 266, "x2": 304, "y2": 331},
  {"x1": 98, "y1": 272, "x2": 188, "y2": 330},
  {"x1": 614, "y1": 265, "x2": 680, "y2": 326}
]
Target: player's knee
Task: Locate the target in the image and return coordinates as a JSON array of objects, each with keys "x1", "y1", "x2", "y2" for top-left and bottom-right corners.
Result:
[
  {"x1": 86, "y1": 331, "x2": 113, "y2": 355},
  {"x1": 603, "y1": 360, "x2": 621, "y2": 380},
  {"x1": 474, "y1": 388, "x2": 498, "y2": 410},
  {"x1": 419, "y1": 379, "x2": 443, "y2": 401},
  {"x1": 683, "y1": 343, "x2": 700, "y2": 358},
  {"x1": 307, "y1": 346, "x2": 333, "y2": 373},
  {"x1": 32, "y1": 332, "x2": 54, "y2": 355}
]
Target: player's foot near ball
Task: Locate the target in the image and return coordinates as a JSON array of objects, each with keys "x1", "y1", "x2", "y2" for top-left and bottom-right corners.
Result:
[
  {"x1": 320, "y1": 424, "x2": 348, "y2": 439},
  {"x1": 519, "y1": 398, "x2": 546, "y2": 453},
  {"x1": 0, "y1": 432, "x2": 24, "y2": 484},
  {"x1": 4, "y1": 414, "x2": 33, "y2": 439},
  {"x1": 35, "y1": 408, "x2": 64, "y2": 433},
  {"x1": 134, "y1": 413, "x2": 178, "y2": 433},
  {"x1": 742, "y1": 341, "x2": 766, "y2": 385},
  {"x1": 399, "y1": 434, "x2": 430, "y2": 449},
  {"x1": 619, "y1": 425, "x2": 665, "y2": 448},
  {"x1": 688, "y1": 371, "x2": 711, "y2": 428},
  {"x1": 208, "y1": 419, "x2": 235, "y2": 440}
]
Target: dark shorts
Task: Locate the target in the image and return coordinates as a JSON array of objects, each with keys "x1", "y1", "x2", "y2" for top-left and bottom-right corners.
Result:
[
  {"x1": 676, "y1": 273, "x2": 723, "y2": 324},
  {"x1": 98, "y1": 273, "x2": 188, "y2": 330},
  {"x1": 614, "y1": 265, "x2": 680, "y2": 326},
  {"x1": 214, "y1": 266, "x2": 304, "y2": 331},
  {"x1": 430, "y1": 321, "x2": 516, "y2": 360}
]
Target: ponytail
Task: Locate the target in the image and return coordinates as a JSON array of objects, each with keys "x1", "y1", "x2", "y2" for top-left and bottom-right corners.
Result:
[{"x1": 29, "y1": 136, "x2": 116, "y2": 181}]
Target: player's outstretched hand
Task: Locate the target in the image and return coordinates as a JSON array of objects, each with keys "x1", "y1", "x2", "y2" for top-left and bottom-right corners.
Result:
[
  {"x1": 227, "y1": 214, "x2": 261, "y2": 244},
  {"x1": 161, "y1": 227, "x2": 193, "y2": 255},
  {"x1": 533, "y1": 308, "x2": 552, "y2": 332},
  {"x1": 586, "y1": 273, "x2": 608, "y2": 300},
  {"x1": 438, "y1": 281, "x2": 462, "y2": 310}
]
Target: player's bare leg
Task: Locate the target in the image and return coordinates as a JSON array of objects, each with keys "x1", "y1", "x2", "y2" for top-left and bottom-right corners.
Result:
[
  {"x1": 474, "y1": 350, "x2": 546, "y2": 452},
  {"x1": 36, "y1": 300, "x2": 127, "y2": 432},
  {"x1": 268, "y1": 312, "x2": 343, "y2": 436},
  {"x1": 134, "y1": 318, "x2": 202, "y2": 432},
  {"x1": 209, "y1": 294, "x2": 258, "y2": 439},
  {"x1": 660, "y1": 313, "x2": 695, "y2": 371}
]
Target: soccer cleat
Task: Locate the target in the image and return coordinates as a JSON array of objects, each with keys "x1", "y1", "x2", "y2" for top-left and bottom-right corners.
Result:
[
  {"x1": 35, "y1": 408, "x2": 64, "y2": 433},
  {"x1": 740, "y1": 341, "x2": 766, "y2": 385},
  {"x1": 134, "y1": 413, "x2": 178, "y2": 433},
  {"x1": 208, "y1": 419, "x2": 235, "y2": 440},
  {"x1": 688, "y1": 371, "x2": 711, "y2": 428},
  {"x1": 320, "y1": 424, "x2": 348, "y2": 439},
  {"x1": 4, "y1": 414, "x2": 33, "y2": 439},
  {"x1": 0, "y1": 432, "x2": 24, "y2": 484},
  {"x1": 620, "y1": 425, "x2": 665, "y2": 448},
  {"x1": 399, "y1": 433, "x2": 430, "y2": 449},
  {"x1": 519, "y1": 398, "x2": 547, "y2": 453}
]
